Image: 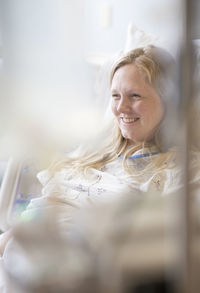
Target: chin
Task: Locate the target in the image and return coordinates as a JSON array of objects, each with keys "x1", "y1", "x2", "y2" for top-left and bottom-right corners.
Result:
[
  {"x1": 122, "y1": 134, "x2": 139, "y2": 145},
  {"x1": 122, "y1": 131, "x2": 138, "y2": 141}
]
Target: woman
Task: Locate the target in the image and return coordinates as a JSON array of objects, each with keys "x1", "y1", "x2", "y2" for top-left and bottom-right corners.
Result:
[
  {"x1": 19, "y1": 45, "x2": 182, "y2": 224},
  {"x1": 0, "y1": 45, "x2": 199, "y2": 253}
]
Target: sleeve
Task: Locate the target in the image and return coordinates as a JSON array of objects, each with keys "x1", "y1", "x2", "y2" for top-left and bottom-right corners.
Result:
[
  {"x1": 139, "y1": 167, "x2": 184, "y2": 195},
  {"x1": 20, "y1": 169, "x2": 80, "y2": 229},
  {"x1": 161, "y1": 150, "x2": 200, "y2": 196},
  {"x1": 36, "y1": 169, "x2": 52, "y2": 186}
]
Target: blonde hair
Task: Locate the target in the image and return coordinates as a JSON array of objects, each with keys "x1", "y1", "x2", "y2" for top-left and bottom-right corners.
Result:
[{"x1": 49, "y1": 45, "x2": 177, "y2": 175}]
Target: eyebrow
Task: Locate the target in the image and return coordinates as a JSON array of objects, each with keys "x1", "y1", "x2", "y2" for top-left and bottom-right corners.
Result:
[
  {"x1": 111, "y1": 88, "x2": 141, "y2": 95},
  {"x1": 111, "y1": 88, "x2": 118, "y2": 93}
]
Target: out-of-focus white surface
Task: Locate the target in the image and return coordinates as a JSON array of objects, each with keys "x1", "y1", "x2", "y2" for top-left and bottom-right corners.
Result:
[
  {"x1": 84, "y1": 0, "x2": 183, "y2": 55},
  {"x1": 0, "y1": 0, "x2": 104, "y2": 162},
  {"x1": 0, "y1": 0, "x2": 184, "y2": 162}
]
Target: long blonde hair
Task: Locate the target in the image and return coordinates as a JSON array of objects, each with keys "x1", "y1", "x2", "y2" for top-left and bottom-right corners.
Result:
[{"x1": 49, "y1": 45, "x2": 177, "y2": 175}]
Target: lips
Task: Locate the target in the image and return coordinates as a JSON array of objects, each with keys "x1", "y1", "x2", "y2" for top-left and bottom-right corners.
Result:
[{"x1": 121, "y1": 117, "x2": 140, "y2": 123}]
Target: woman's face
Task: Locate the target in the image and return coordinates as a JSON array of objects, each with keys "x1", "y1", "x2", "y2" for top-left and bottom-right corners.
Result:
[{"x1": 111, "y1": 64, "x2": 164, "y2": 145}]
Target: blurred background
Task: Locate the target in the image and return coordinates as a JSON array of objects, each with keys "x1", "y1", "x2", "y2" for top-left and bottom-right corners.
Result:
[{"x1": 0, "y1": 0, "x2": 186, "y2": 164}]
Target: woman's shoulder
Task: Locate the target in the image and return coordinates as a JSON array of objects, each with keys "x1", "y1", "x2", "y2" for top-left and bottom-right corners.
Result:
[
  {"x1": 165, "y1": 146, "x2": 200, "y2": 166},
  {"x1": 156, "y1": 146, "x2": 200, "y2": 193},
  {"x1": 154, "y1": 146, "x2": 200, "y2": 177}
]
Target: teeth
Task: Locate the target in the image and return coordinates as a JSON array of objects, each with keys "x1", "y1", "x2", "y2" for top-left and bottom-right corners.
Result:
[{"x1": 122, "y1": 117, "x2": 139, "y2": 123}]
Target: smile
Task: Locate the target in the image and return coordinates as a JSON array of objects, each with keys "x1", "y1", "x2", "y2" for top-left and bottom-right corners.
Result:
[{"x1": 121, "y1": 117, "x2": 140, "y2": 123}]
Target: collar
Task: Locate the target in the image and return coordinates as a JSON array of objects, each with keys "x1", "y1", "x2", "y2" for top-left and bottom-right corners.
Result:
[{"x1": 120, "y1": 146, "x2": 159, "y2": 159}]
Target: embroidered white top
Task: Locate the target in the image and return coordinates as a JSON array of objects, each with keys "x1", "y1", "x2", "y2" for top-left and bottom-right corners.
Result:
[{"x1": 21, "y1": 147, "x2": 200, "y2": 229}]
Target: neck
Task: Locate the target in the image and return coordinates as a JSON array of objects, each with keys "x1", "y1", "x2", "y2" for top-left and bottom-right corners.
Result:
[{"x1": 123, "y1": 140, "x2": 158, "y2": 155}]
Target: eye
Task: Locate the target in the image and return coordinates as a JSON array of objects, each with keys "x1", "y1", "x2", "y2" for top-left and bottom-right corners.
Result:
[
  {"x1": 112, "y1": 94, "x2": 120, "y2": 100},
  {"x1": 130, "y1": 93, "x2": 141, "y2": 99}
]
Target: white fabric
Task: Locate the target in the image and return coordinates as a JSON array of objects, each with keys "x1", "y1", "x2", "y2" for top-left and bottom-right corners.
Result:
[
  {"x1": 124, "y1": 23, "x2": 176, "y2": 57},
  {"x1": 19, "y1": 147, "x2": 200, "y2": 232},
  {"x1": 1, "y1": 147, "x2": 200, "y2": 292}
]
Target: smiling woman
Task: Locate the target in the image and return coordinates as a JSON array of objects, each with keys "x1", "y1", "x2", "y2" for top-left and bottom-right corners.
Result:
[
  {"x1": 1, "y1": 43, "x2": 200, "y2": 293},
  {"x1": 16, "y1": 45, "x2": 184, "y2": 218},
  {"x1": 0, "y1": 45, "x2": 181, "y2": 242},
  {"x1": 30, "y1": 45, "x2": 178, "y2": 181},
  {"x1": 111, "y1": 63, "x2": 164, "y2": 144},
  {"x1": 109, "y1": 45, "x2": 176, "y2": 152}
]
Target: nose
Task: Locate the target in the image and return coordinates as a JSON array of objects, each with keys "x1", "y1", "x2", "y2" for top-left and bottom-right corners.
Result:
[{"x1": 117, "y1": 96, "x2": 131, "y2": 113}]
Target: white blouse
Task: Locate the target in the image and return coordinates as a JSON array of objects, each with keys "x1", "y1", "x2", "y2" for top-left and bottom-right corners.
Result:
[
  {"x1": 1, "y1": 147, "x2": 200, "y2": 293},
  {"x1": 21, "y1": 147, "x2": 200, "y2": 229}
]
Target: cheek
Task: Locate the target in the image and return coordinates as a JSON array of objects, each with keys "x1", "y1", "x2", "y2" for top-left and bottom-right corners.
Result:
[
  {"x1": 111, "y1": 102, "x2": 118, "y2": 116},
  {"x1": 134, "y1": 102, "x2": 146, "y2": 115},
  {"x1": 144, "y1": 102, "x2": 164, "y2": 124},
  {"x1": 139, "y1": 98, "x2": 163, "y2": 114},
  {"x1": 153, "y1": 100, "x2": 164, "y2": 122}
]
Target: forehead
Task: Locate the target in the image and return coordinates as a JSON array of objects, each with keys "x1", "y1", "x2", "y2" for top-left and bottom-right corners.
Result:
[
  {"x1": 111, "y1": 64, "x2": 150, "y2": 90},
  {"x1": 111, "y1": 64, "x2": 161, "y2": 101}
]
